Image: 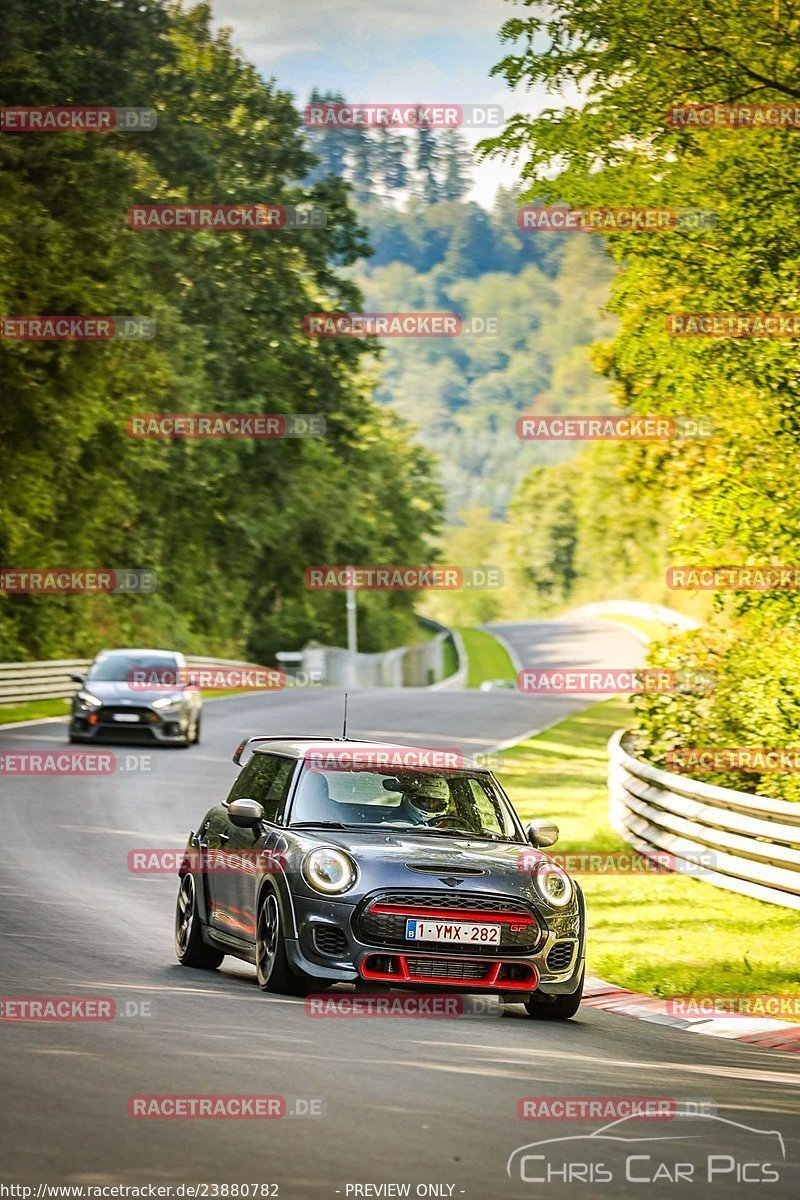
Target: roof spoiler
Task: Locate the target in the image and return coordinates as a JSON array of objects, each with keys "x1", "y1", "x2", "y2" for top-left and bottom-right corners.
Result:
[{"x1": 232, "y1": 734, "x2": 342, "y2": 767}]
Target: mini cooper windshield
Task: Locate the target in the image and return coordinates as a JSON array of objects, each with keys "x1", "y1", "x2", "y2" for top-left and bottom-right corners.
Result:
[{"x1": 290, "y1": 765, "x2": 523, "y2": 842}]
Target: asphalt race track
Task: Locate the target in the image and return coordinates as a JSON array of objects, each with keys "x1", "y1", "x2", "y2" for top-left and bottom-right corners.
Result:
[{"x1": 1, "y1": 618, "x2": 798, "y2": 1198}]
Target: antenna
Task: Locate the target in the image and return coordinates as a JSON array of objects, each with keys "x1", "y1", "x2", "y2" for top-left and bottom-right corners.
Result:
[{"x1": 342, "y1": 691, "x2": 348, "y2": 739}]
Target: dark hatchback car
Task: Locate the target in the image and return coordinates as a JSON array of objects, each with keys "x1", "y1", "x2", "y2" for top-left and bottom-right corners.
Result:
[
  {"x1": 69, "y1": 648, "x2": 202, "y2": 747},
  {"x1": 175, "y1": 736, "x2": 586, "y2": 1018}
]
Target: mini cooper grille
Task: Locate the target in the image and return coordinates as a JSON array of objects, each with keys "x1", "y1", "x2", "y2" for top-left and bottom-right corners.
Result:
[
  {"x1": 313, "y1": 926, "x2": 349, "y2": 957},
  {"x1": 357, "y1": 891, "x2": 539, "y2": 955},
  {"x1": 546, "y1": 940, "x2": 577, "y2": 972},
  {"x1": 370, "y1": 891, "x2": 531, "y2": 914},
  {"x1": 405, "y1": 957, "x2": 491, "y2": 982}
]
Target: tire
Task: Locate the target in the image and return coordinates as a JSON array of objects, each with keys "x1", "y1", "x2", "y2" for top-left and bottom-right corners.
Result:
[
  {"x1": 255, "y1": 891, "x2": 314, "y2": 996},
  {"x1": 525, "y1": 968, "x2": 584, "y2": 1021},
  {"x1": 191, "y1": 712, "x2": 201, "y2": 744},
  {"x1": 175, "y1": 873, "x2": 224, "y2": 969}
]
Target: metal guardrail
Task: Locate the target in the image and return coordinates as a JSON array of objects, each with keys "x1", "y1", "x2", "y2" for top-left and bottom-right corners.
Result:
[
  {"x1": 609, "y1": 729, "x2": 800, "y2": 910},
  {"x1": 298, "y1": 625, "x2": 463, "y2": 689},
  {"x1": 0, "y1": 628, "x2": 464, "y2": 708},
  {"x1": 0, "y1": 655, "x2": 265, "y2": 707}
]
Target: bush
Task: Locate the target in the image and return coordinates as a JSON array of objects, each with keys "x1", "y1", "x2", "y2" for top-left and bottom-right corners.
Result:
[{"x1": 632, "y1": 615, "x2": 800, "y2": 802}]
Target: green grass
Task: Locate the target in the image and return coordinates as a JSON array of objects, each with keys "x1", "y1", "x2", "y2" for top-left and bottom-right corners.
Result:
[
  {"x1": 0, "y1": 686, "x2": 259, "y2": 727},
  {"x1": 0, "y1": 697, "x2": 72, "y2": 724},
  {"x1": 457, "y1": 627, "x2": 516, "y2": 689},
  {"x1": 496, "y1": 698, "x2": 800, "y2": 1011}
]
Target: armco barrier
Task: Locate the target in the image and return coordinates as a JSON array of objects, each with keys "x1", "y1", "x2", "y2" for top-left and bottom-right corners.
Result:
[
  {"x1": 609, "y1": 729, "x2": 800, "y2": 910},
  {"x1": 0, "y1": 655, "x2": 266, "y2": 708},
  {"x1": 297, "y1": 624, "x2": 463, "y2": 689},
  {"x1": 0, "y1": 629, "x2": 465, "y2": 708}
]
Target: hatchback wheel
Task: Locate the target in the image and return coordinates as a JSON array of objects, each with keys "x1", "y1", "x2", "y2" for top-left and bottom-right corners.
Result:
[
  {"x1": 175, "y1": 873, "x2": 224, "y2": 969},
  {"x1": 255, "y1": 892, "x2": 313, "y2": 996},
  {"x1": 524, "y1": 968, "x2": 584, "y2": 1020}
]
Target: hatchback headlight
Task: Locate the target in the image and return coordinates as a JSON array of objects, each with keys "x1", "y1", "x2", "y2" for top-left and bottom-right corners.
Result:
[
  {"x1": 152, "y1": 695, "x2": 183, "y2": 710},
  {"x1": 533, "y1": 861, "x2": 574, "y2": 909},
  {"x1": 302, "y1": 848, "x2": 357, "y2": 895},
  {"x1": 76, "y1": 691, "x2": 102, "y2": 708}
]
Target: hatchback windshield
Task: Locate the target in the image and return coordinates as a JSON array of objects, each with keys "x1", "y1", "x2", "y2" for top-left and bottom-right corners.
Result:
[
  {"x1": 290, "y1": 766, "x2": 522, "y2": 841},
  {"x1": 88, "y1": 654, "x2": 180, "y2": 682}
]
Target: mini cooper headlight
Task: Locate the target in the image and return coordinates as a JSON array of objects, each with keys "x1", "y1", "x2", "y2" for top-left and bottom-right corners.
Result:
[
  {"x1": 533, "y1": 861, "x2": 574, "y2": 909},
  {"x1": 302, "y1": 848, "x2": 357, "y2": 895},
  {"x1": 76, "y1": 691, "x2": 102, "y2": 708}
]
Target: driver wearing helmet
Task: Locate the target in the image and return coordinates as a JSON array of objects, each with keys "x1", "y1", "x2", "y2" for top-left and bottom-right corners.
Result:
[{"x1": 402, "y1": 775, "x2": 452, "y2": 826}]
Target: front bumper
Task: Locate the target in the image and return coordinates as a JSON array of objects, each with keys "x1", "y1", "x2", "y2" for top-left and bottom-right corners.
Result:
[
  {"x1": 70, "y1": 706, "x2": 190, "y2": 743},
  {"x1": 282, "y1": 886, "x2": 585, "y2": 996}
]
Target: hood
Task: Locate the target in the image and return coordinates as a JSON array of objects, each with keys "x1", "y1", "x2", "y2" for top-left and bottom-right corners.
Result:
[
  {"x1": 290, "y1": 826, "x2": 554, "y2": 899},
  {"x1": 79, "y1": 680, "x2": 184, "y2": 705}
]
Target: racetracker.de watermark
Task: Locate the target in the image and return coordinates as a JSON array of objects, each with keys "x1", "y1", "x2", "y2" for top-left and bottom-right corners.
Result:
[
  {"x1": 667, "y1": 995, "x2": 800, "y2": 1018},
  {"x1": 127, "y1": 414, "x2": 325, "y2": 438},
  {"x1": 518, "y1": 1098, "x2": 715, "y2": 1121},
  {"x1": 0, "y1": 996, "x2": 154, "y2": 1021},
  {"x1": 0, "y1": 569, "x2": 156, "y2": 593},
  {"x1": 1, "y1": 317, "x2": 155, "y2": 340},
  {"x1": 126, "y1": 204, "x2": 326, "y2": 230},
  {"x1": 518, "y1": 849, "x2": 717, "y2": 875},
  {"x1": 666, "y1": 103, "x2": 800, "y2": 128},
  {"x1": 305, "y1": 994, "x2": 504, "y2": 1018},
  {"x1": 127, "y1": 667, "x2": 320, "y2": 690},
  {"x1": 303, "y1": 313, "x2": 498, "y2": 337},
  {"x1": 0, "y1": 751, "x2": 153, "y2": 775},
  {"x1": 128, "y1": 1095, "x2": 325, "y2": 1119},
  {"x1": 517, "y1": 669, "x2": 674, "y2": 694},
  {"x1": 667, "y1": 565, "x2": 800, "y2": 590},
  {"x1": 517, "y1": 206, "x2": 716, "y2": 232},
  {"x1": 667, "y1": 747, "x2": 800, "y2": 773},
  {"x1": 304, "y1": 746, "x2": 467, "y2": 772},
  {"x1": 129, "y1": 848, "x2": 285, "y2": 874},
  {"x1": 1, "y1": 106, "x2": 156, "y2": 131},
  {"x1": 516, "y1": 415, "x2": 714, "y2": 441},
  {"x1": 303, "y1": 102, "x2": 503, "y2": 128},
  {"x1": 666, "y1": 313, "x2": 800, "y2": 337},
  {"x1": 305, "y1": 565, "x2": 502, "y2": 590}
]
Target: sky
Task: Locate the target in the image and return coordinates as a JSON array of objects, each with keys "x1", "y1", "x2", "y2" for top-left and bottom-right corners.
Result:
[{"x1": 210, "y1": 0, "x2": 553, "y2": 207}]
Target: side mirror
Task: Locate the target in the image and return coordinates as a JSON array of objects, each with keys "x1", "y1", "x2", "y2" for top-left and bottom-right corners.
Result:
[
  {"x1": 526, "y1": 818, "x2": 559, "y2": 848},
  {"x1": 228, "y1": 798, "x2": 265, "y2": 828},
  {"x1": 70, "y1": 673, "x2": 85, "y2": 685}
]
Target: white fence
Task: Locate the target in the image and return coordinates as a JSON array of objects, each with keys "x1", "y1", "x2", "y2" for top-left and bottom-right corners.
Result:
[{"x1": 609, "y1": 729, "x2": 800, "y2": 910}]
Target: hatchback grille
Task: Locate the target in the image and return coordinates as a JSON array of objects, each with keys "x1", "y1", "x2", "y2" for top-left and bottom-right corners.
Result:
[
  {"x1": 546, "y1": 940, "x2": 577, "y2": 972},
  {"x1": 98, "y1": 706, "x2": 153, "y2": 721},
  {"x1": 313, "y1": 925, "x2": 349, "y2": 957},
  {"x1": 367, "y1": 890, "x2": 531, "y2": 914},
  {"x1": 357, "y1": 890, "x2": 539, "y2": 955},
  {"x1": 405, "y1": 957, "x2": 491, "y2": 982}
]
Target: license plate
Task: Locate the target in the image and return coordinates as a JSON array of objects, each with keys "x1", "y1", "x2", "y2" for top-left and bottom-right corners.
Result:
[
  {"x1": 112, "y1": 713, "x2": 140, "y2": 723},
  {"x1": 405, "y1": 919, "x2": 501, "y2": 945}
]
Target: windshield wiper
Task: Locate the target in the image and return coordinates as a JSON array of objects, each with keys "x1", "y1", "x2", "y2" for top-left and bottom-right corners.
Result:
[
  {"x1": 290, "y1": 821, "x2": 350, "y2": 829},
  {"x1": 406, "y1": 827, "x2": 505, "y2": 841}
]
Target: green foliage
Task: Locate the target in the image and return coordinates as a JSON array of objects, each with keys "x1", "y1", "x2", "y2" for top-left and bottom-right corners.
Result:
[
  {"x1": 0, "y1": 0, "x2": 443, "y2": 662},
  {"x1": 356, "y1": 232, "x2": 615, "y2": 517},
  {"x1": 633, "y1": 617, "x2": 800, "y2": 802},
  {"x1": 484, "y1": 0, "x2": 800, "y2": 774}
]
